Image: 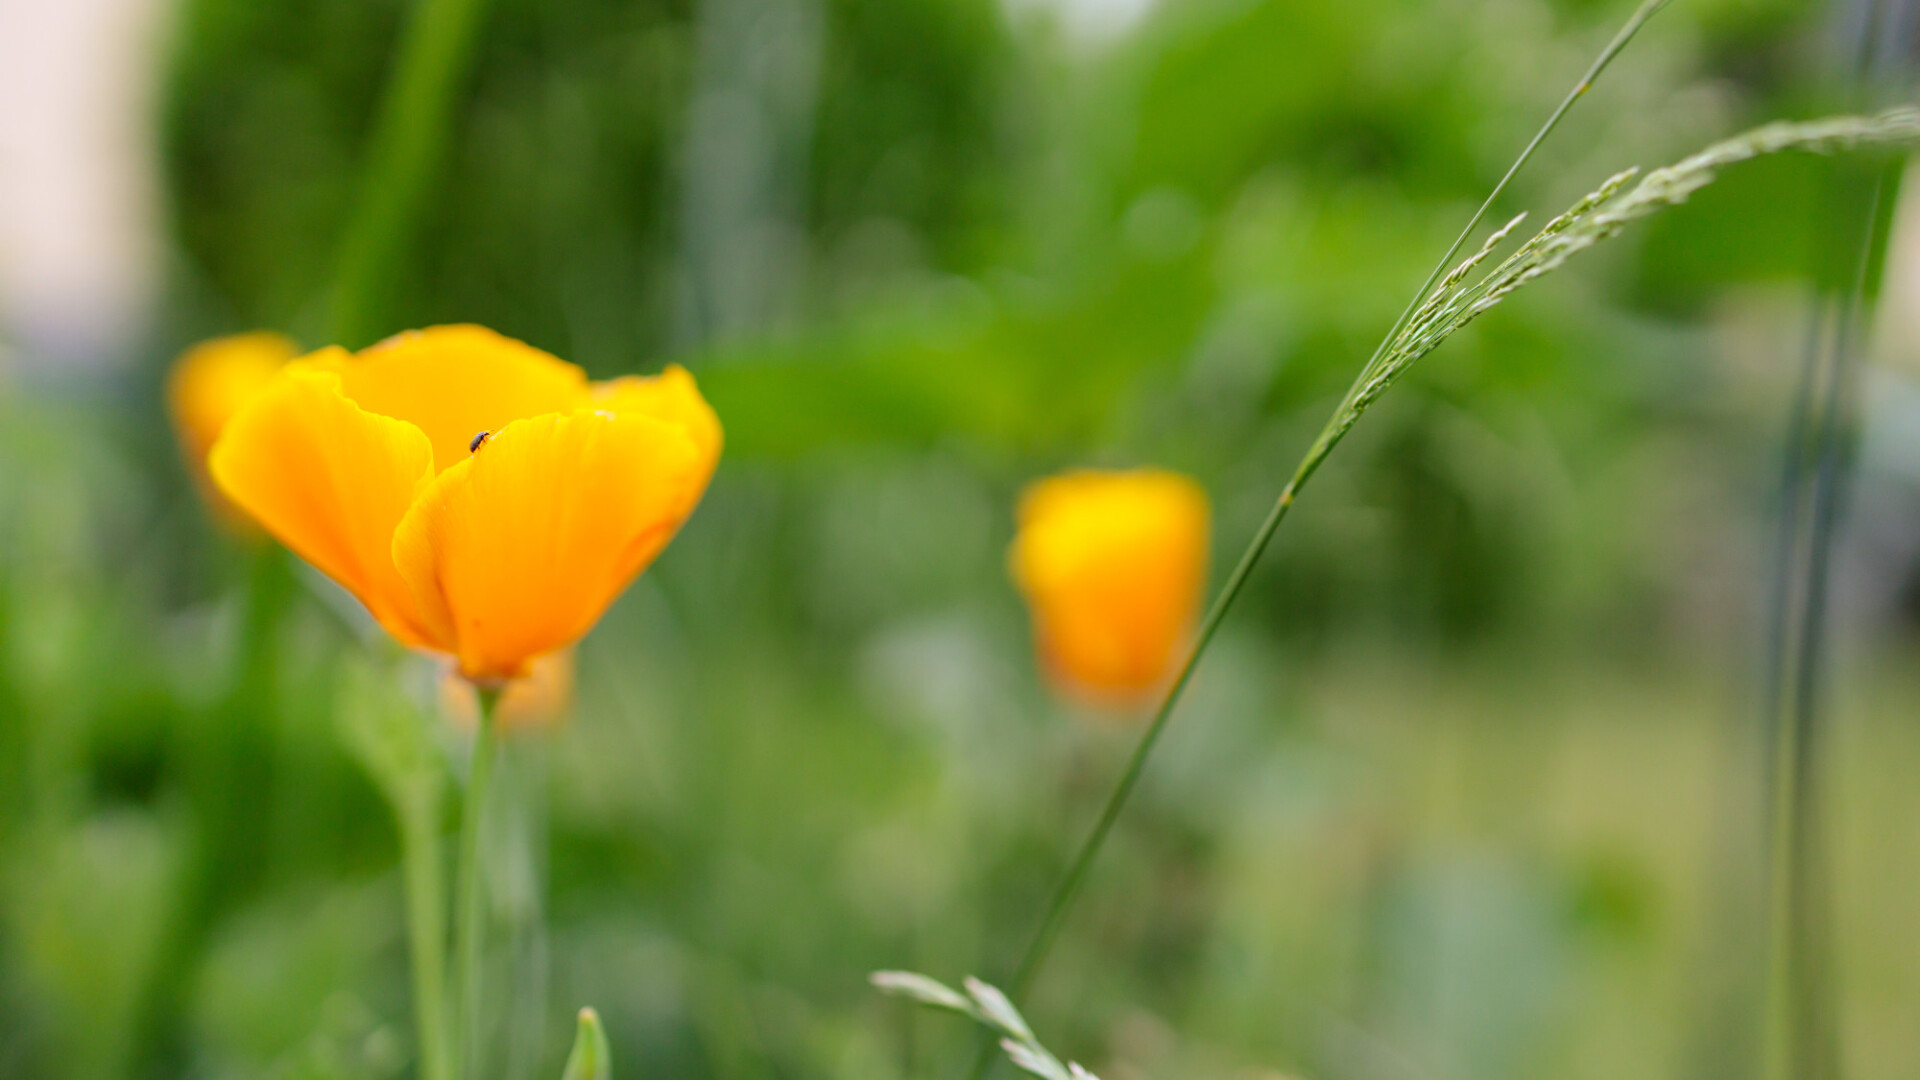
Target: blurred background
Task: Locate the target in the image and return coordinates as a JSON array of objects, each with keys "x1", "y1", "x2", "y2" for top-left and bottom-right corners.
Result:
[{"x1": 2, "y1": 0, "x2": 1920, "y2": 1078}]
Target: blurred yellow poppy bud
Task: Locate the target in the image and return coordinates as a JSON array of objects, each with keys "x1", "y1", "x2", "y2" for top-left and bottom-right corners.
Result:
[
  {"x1": 1009, "y1": 468, "x2": 1209, "y2": 708},
  {"x1": 166, "y1": 332, "x2": 299, "y2": 524},
  {"x1": 209, "y1": 324, "x2": 722, "y2": 683},
  {"x1": 441, "y1": 650, "x2": 574, "y2": 733}
]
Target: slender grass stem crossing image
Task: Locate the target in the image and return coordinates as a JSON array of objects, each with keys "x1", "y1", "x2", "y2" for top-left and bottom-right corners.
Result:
[{"x1": 0, "y1": 0, "x2": 1917, "y2": 1079}]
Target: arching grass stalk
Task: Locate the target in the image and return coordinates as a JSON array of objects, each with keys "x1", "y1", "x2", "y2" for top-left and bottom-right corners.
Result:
[
  {"x1": 973, "y1": 1, "x2": 1675, "y2": 1045},
  {"x1": 1349, "y1": 0, "x2": 1671, "y2": 402},
  {"x1": 455, "y1": 688, "x2": 503, "y2": 1080},
  {"x1": 966, "y1": 106, "x2": 1920, "y2": 1080}
]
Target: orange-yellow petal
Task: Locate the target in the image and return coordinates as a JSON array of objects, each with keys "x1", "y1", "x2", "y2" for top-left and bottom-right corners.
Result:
[
  {"x1": 440, "y1": 650, "x2": 575, "y2": 733},
  {"x1": 591, "y1": 365, "x2": 724, "y2": 503},
  {"x1": 209, "y1": 364, "x2": 449, "y2": 649},
  {"x1": 167, "y1": 332, "x2": 300, "y2": 465},
  {"x1": 1009, "y1": 469, "x2": 1210, "y2": 708},
  {"x1": 392, "y1": 409, "x2": 707, "y2": 681},
  {"x1": 318, "y1": 325, "x2": 591, "y2": 472}
]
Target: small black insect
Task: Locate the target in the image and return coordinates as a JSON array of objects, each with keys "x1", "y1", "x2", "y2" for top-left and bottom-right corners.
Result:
[{"x1": 469, "y1": 431, "x2": 492, "y2": 453}]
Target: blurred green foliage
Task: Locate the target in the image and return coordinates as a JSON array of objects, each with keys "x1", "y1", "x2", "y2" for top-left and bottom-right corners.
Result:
[{"x1": 0, "y1": 0, "x2": 1916, "y2": 1078}]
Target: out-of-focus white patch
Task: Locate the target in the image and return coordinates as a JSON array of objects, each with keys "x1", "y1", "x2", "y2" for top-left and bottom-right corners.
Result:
[
  {"x1": 1003, "y1": 0, "x2": 1157, "y2": 48},
  {"x1": 0, "y1": 0, "x2": 166, "y2": 374}
]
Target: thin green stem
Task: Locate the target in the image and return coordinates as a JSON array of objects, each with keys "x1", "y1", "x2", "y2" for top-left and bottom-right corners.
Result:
[
  {"x1": 454, "y1": 688, "x2": 501, "y2": 1080},
  {"x1": 330, "y1": 0, "x2": 496, "y2": 348},
  {"x1": 965, "y1": 3, "x2": 1674, "y2": 1075},
  {"x1": 403, "y1": 792, "x2": 453, "y2": 1080}
]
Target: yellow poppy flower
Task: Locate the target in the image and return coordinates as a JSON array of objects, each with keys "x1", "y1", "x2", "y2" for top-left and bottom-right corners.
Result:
[
  {"x1": 166, "y1": 332, "x2": 300, "y2": 523},
  {"x1": 1009, "y1": 468, "x2": 1209, "y2": 708},
  {"x1": 210, "y1": 325, "x2": 722, "y2": 683}
]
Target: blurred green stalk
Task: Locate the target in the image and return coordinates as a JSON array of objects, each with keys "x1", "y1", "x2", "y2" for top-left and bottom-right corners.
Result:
[
  {"x1": 124, "y1": 541, "x2": 295, "y2": 1074},
  {"x1": 403, "y1": 775, "x2": 454, "y2": 1080},
  {"x1": 330, "y1": 0, "x2": 496, "y2": 348},
  {"x1": 1761, "y1": 154, "x2": 1901, "y2": 1080},
  {"x1": 454, "y1": 689, "x2": 502, "y2": 1080},
  {"x1": 1758, "y1": 5, "x2": 1907, "y2": 1073},
  {"x1": 966, "y1": 1, "x2": 1672, "y2": 1074},
  {"x1": 338, "y1": 655, "x2": 457, "y2": 1080}
]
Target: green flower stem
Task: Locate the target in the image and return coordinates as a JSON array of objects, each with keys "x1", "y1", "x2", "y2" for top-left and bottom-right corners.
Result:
[
  {"x1": 964, "y1": 3, "x2": 1673, "y2": 1076},
  {"x1": 454, "y1": 688, "x2": 501, "y2": 1080},
  {"x1": 401, "y1": 786, "x2": 453, "y2": 1080}
]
